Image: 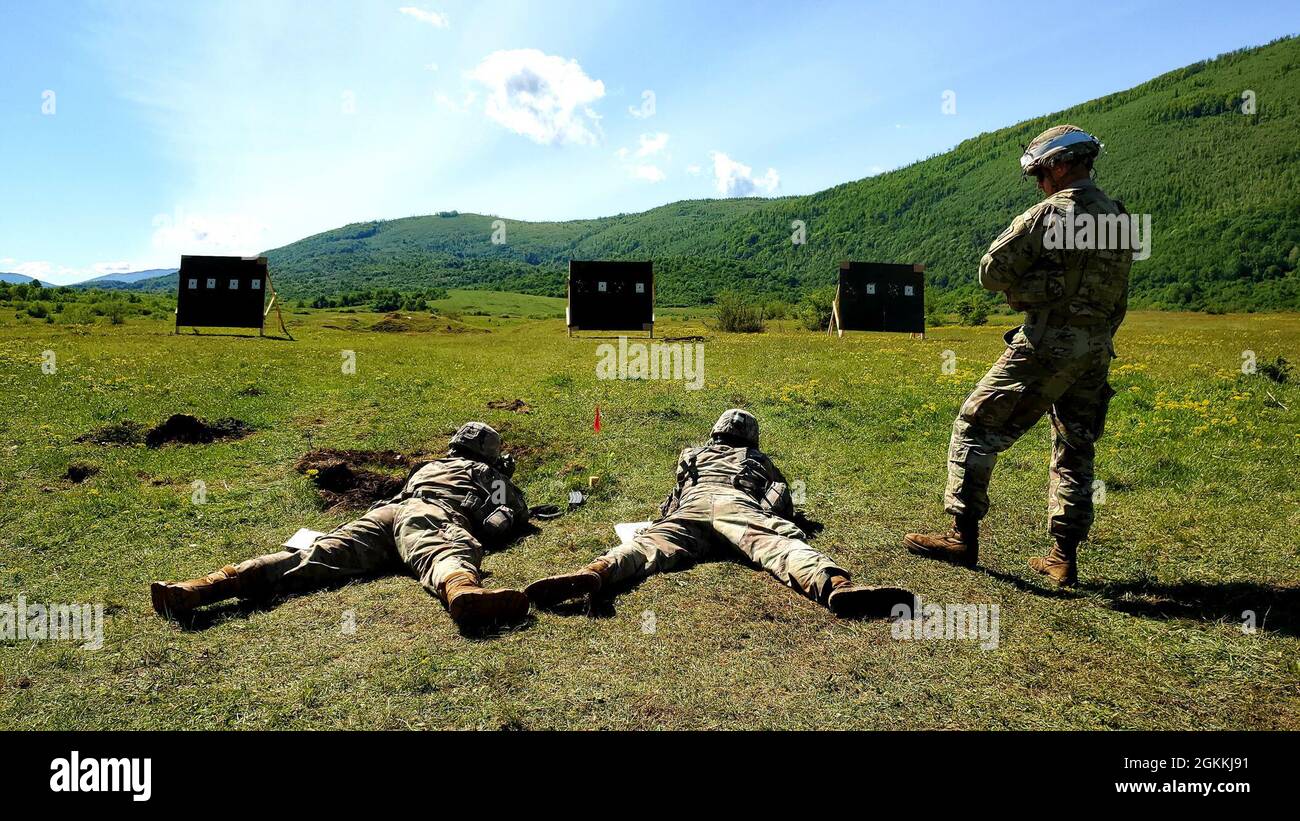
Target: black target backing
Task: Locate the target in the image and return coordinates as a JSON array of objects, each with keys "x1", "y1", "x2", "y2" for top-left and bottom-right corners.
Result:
[
  {"x1": 567, "y1": 260, "x2": 654, "y2": 335},
  {"x1": 176, "y1": 256, "x2": 269, "y2": 331},
  {"x1": 835, "y1": 261, "x2": 925, "y2": 334}
]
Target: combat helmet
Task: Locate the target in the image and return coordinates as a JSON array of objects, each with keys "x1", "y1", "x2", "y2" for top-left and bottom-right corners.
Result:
[
  {"x1": 710, "y1": 409, "x2": 759, "y2": 447},
  {"x1": 1020, "y1": 124, "x2": 1102, "y2": 177},
  {"x1": 449, "y1": 422, "x2": 502, "y2": 462}
]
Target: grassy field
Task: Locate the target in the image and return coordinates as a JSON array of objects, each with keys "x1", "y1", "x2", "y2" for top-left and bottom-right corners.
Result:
[{"x1": 1, "y1": 296, "x2": 1297, "y2": 730}]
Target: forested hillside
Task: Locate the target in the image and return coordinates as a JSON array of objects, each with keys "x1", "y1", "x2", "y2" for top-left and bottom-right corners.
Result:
[{"x1": 250, "y1": 37, "x2": 1299, "y2": 311}]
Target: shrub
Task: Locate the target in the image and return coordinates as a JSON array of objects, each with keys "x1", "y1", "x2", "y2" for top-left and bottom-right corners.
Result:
[
  {"x1": 764, "y1": 300, "x2": 789, "y2": 321},
  {"x1": 957, "y1": 296, "x2": 989, "y2": 326},
  {"x1": 714, "y1": 290, "x2": 766, "y2": 333},
  {"x1": 796, "y1": 287, "x2": 836, "y2": 331},
  {"x1": 58, "y1": 303, "x2": 96, "y2": 325}
]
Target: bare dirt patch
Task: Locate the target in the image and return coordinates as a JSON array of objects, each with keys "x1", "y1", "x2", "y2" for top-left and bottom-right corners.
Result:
[
  {"x1": 144, "y1": 415, "x2": 254, "y2": 447},
  {"x1": 294, "y1": 449, "x2": 434, "y2": 509},
  {"x1": 77, "y1": 415, "x2": 254, "y2": 448},
  {"x1": 63, "y1": 463, "x2": 99, "y2": 483},
  {"x1": 487, "y1": 398, "x2": 531, "y2": 414}
]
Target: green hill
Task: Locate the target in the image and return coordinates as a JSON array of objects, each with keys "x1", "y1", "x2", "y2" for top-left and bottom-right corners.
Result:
[{"x1": 263, "y1": 37, "x2": 1300, "y2": 312}]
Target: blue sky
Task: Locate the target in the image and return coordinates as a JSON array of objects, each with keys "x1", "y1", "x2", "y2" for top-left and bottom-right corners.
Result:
[{"x1": 2, "y1": 0, "x2": 1296, "y2": 284}]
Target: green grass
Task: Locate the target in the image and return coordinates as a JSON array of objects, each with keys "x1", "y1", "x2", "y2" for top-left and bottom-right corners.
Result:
[
  {"x1": 1, "y1": 301, "x2": 1297, "y2": 729},
  {"x1": 428, "y1": 289, "x2": 565, "y2": 319}
]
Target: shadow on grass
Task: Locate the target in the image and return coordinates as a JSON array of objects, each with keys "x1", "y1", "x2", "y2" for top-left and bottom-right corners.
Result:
[
  {"x1": 979, "y1": 565, "x2": 1299, "y2": 636},
  {"x1": 1084, "y1": 576, "x2": 1300, "y2": 637}
]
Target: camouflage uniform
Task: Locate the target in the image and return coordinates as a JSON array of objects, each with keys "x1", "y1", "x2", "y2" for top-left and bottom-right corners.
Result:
[
  {"x1": 529, "y1": 410, "x2": 912, "y2": 618},
  {"x1": 946, "y1": 177, "x2": 1132, "y2": 542},
  {"x1": 236, "y1": 454, "x2": 529, "y2": 600},
  {"x1": 597, "y1": 436, "x2": 847, "y2": 604}
]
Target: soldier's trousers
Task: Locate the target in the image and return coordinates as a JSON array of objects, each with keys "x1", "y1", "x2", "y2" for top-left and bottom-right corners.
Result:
[
  {"x1": 598, "y1": 488, "x2": 848, "y2": 603},
  {"x1": 233, "y1": 497, "x2": 484, "y2": 600},
  {"x1": 945, "y1": 326, "x2": 1117, "y2": 541}
]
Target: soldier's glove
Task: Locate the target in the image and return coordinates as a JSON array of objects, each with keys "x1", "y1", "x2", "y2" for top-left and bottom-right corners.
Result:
[
  {"x1": 759, "y1": 481, "x2": 788, "y2": 513},
  {"x1": 495, "y1": 453, "x2": 517, "y2": 479},
  {"x1": 480, "y1": 505, "x2": 516, "y2": 539},
  {"x1": 792, "y1": 510, "x2": 824, "y2": 539}
]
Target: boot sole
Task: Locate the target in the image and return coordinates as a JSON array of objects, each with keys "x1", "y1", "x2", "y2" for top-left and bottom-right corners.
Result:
[
  {"x1": 150, "y1": 582, "x2": 190, "y2": 621},
  {"x1": 903, "y1": 536, "x2": 977, "y2": 567},
  {"x1": 524, "y1": 573, "x2": 601, "y2": 609},
  {"x1": 829, "y1": 586, "x2": 916, "y2": 620},
  {"x1": 448, "y1": 589, "x2": 530, "y2": 628}
]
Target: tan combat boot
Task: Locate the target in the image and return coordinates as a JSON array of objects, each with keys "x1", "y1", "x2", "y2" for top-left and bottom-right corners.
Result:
[
  {"x1": 825, "y1": 574, "x2": 916, "y2": 620},
  {"x1": 903, "y1": 516, "x2": 979, "y2": 567},
  {"x1": 441, "y1": 572, "x2": 529, "y2": 628},
  {"x1": 151, "y1": 565, "x2": 242, "y2": 620},
  {"x1": 1029, "y1": 538, "x2": 1079, "y2": 587},
  {"x1": 524, "y1": 559, "x2": 612, "y2": 609}
]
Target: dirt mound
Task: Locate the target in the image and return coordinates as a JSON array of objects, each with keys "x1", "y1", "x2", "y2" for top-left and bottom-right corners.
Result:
[
  {"x1": 63, "y1": 463, "x2": 99, "y2": 483},
  {"x1": 77, "y1": 415, "x2": 254, "y2": 448},
  {"x1": 322, "y1": 313, "x2": 487, "y2": 334},
  {"x1": 295, "y1": 449, "x2": 432, "y2": 509},
  {"x1": 144, "y1": 415, "x2": 254, "y2": 448},
  {"x1": 369, "y1": 314, "x2": 421, "y2": 333},
  {"x1": 488, "y1": 398, "x2": 531, "y2": 414}
]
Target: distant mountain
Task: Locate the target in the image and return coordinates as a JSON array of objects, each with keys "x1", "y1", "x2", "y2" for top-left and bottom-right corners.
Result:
[
  {"x1": 72, "y1": 268, "x2": 178, "y2": 287},
  {"x1": 70, "y1": 269, "x2": 179, "y2": 291},
  {"x1": 0, "y1": 273, "x2": 35, "y2": 284},
  {"x1": 261, "y1": 36, "x2": 1300, "y2": 312}
]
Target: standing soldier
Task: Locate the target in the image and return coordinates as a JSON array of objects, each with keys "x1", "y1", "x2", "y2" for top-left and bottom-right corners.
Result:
[
  {"x1": 905, "y1": 125, "x2": 1132, "y2": 586},
  {"x1": 151, "y1": 422, "x2": 532, "y2": 629},
  {"x1": 527, "y1": 409, "x2": 914, "y2": 618}
]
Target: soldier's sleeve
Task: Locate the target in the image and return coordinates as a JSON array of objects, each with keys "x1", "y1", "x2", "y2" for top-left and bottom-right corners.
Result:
[
  {"x1": 476, "y1": 466, "x2": 529, "y2": 543},
  {"x1": 979, "y1": 203, "x2": 1057, "y2": 295},
  {"x1": 658, "y1": 447, "x2": 693, "y2": 519},
  {"x1": 505, "y1": 476, "x2": 529, "y2": 525},
  {"x1": 759, "y1": 456, "x2": 795, "y2": 520}
]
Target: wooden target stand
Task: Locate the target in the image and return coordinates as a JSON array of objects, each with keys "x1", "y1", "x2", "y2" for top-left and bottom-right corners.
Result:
[{"x1": 261, "y1": 275, "x2": 293, "y2": 339}]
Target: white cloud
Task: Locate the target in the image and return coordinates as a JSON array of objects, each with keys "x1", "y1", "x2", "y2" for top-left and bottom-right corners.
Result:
[
  {"x1": 468, "y1": 49, "x2": 605, "y2": 146},
  {"x1": 424, "y1": 62, "x2": 439, "y2": 71},
  {"x1": 14, "y1": 261, "x2": 55, "y2": 280},
  {"x1": 150, "y1": 209, "x2": 267, "y2": 260},
  {"x1": 709, "y1": 151, "x2": 779, "y2": 197},
  {"x1": 630, "y1": 164, "x2": 666, "y2": 183},
  {"x1": 398, "y1": 7, "x2": 449, "y2": 27},
  {"x1": 634, "y1": 132, "x2": 669, "y2": 159},
  {"x1": 4, "y1": 259, "x2": 151, "y2": 285},
  {"x1": 614, "y1": 133, "x2": 669, "y2": 182},
  {"x1": 685, "y1": 164, "x2": 702, "y2": 176}
]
